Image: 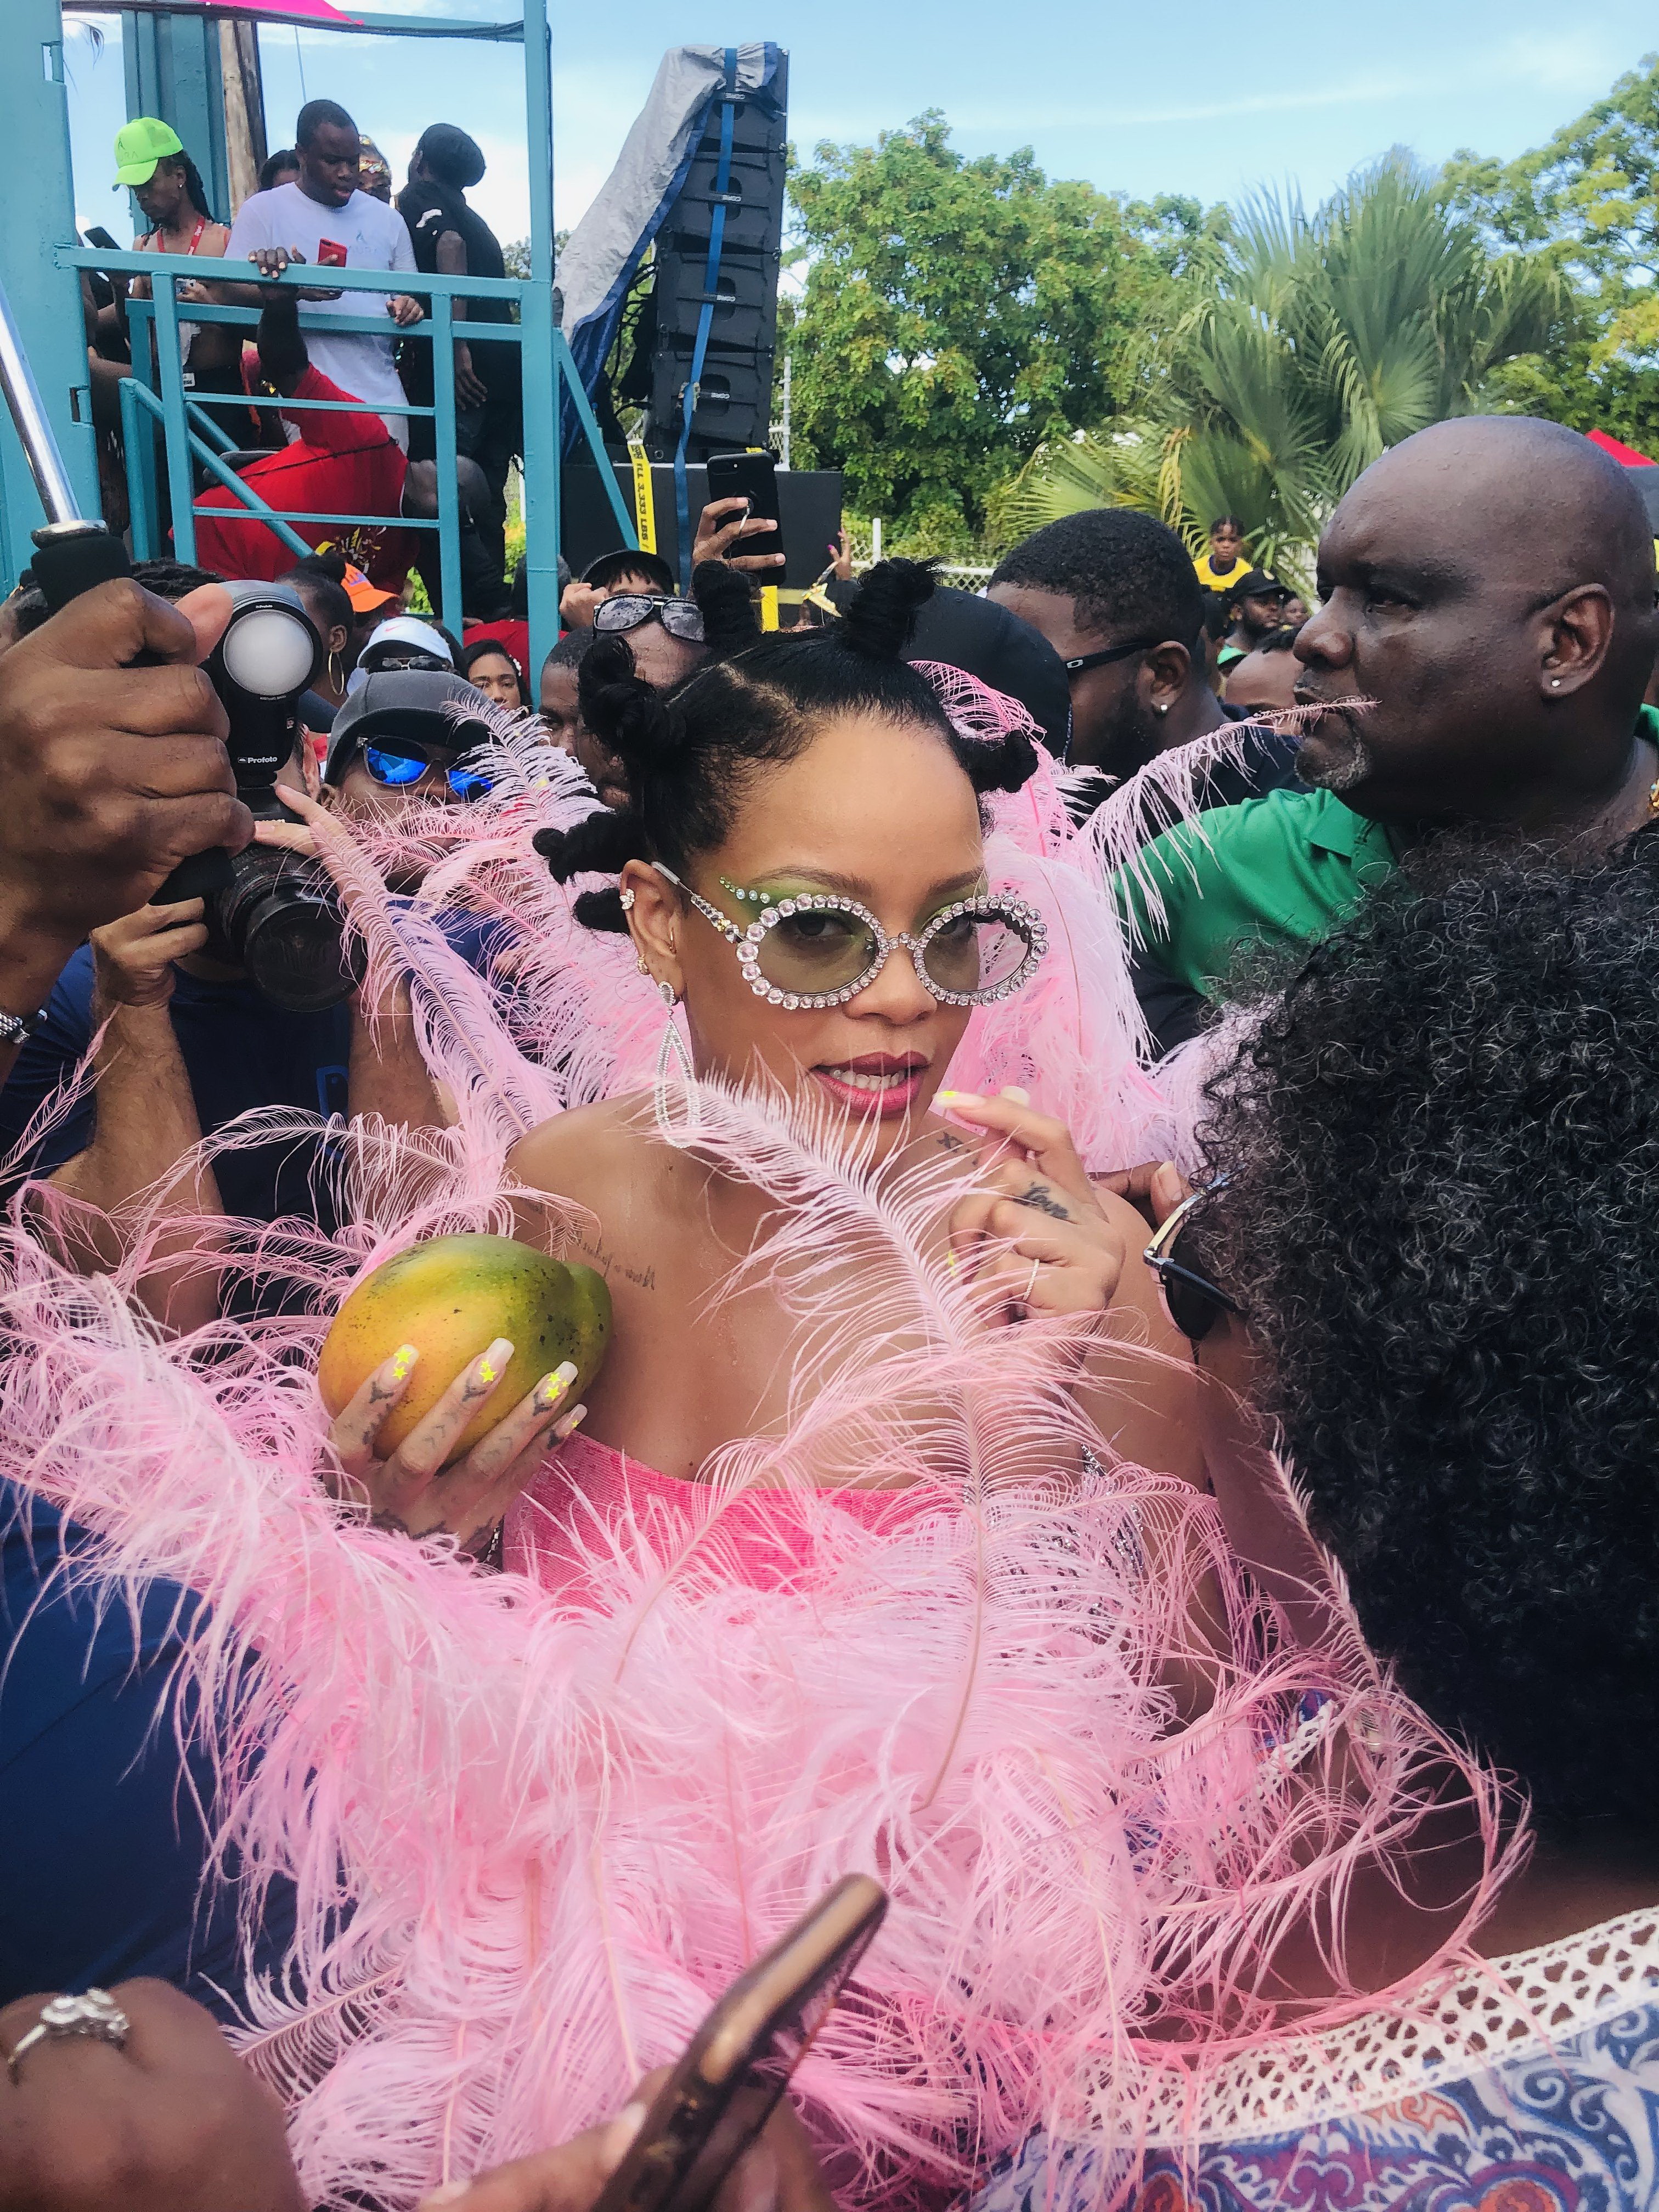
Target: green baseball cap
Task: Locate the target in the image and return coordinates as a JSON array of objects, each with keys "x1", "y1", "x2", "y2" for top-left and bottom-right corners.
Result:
[{"x1": 113, "y1": 117, "x2": 184, "y2": 189}]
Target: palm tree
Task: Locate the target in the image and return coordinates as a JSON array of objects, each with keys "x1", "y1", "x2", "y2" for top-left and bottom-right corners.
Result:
[{"x1": 1000, "y1": 153, "x2": 1564, "y2": 581}]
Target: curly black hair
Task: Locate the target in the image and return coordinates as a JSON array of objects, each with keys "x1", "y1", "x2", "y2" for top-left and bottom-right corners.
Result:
[
  {"x1": 535, "y1": 557, "x2": 1039, "y2": 932},
  {"x1": 1197, "y1": 832, "x2": 1659, "y2": 1844}
]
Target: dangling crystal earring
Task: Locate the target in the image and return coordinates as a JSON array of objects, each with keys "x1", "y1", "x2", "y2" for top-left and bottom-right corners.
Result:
[{"x1": 653, "y1": 981, "x2": 699, "y2": 1138}]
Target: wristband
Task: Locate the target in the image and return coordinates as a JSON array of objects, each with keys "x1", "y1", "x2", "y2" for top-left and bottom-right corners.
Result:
[{"x1": 0, "y1": 1006, "x2": 44, "y2": 1049}]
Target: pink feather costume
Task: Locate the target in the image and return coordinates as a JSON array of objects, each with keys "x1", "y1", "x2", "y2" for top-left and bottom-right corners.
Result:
[{"x1": 0, "y1": 696, "x2": 1505, "y2": 2210}]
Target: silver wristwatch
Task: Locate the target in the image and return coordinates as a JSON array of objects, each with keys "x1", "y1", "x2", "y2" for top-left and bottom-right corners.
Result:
[{"x1": 0, "y1": 1006, "x2": 43, "y2": 1049}]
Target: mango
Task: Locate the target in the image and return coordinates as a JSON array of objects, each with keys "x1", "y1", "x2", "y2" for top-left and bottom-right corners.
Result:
[{"x1": 318, "y1": 1233, "x2": 612, "y2": 1464}]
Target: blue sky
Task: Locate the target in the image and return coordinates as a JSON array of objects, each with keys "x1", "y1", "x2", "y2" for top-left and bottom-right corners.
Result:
[{"x1": 66, "y1": 1, "x2": 1658, "y2": 252}]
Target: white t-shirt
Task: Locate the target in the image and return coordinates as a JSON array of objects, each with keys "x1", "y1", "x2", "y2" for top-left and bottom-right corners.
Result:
[{"x1": 227, "y1": 182, "x2": 417, "y2": 446}]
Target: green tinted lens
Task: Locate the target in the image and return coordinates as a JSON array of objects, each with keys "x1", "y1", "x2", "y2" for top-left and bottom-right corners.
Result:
[
  {"x1": 757, "y1": 905, "x2": 881, "y2": 993},
  {"x1": 922, "y1": 908, "x2": 1035, "y2": 997}
]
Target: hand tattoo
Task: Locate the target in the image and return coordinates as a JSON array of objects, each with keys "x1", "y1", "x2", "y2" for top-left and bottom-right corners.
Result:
[{"x1": 1012, "y1": 1181, "x2": 1071, "y2": 1222}]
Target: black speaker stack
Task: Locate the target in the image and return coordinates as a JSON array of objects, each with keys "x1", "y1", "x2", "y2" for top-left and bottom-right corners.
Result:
[{"x1": 637, "y1": 55, "x2": 789, "y2": 462}]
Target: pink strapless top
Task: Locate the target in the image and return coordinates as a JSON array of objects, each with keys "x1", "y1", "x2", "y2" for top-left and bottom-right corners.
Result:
[{"x1": 504, "y1": 1429, "x2": 922, "y2": 1601}]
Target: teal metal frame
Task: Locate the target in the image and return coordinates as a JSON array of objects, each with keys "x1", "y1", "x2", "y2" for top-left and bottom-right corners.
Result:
[{"x1": 4, "y1": 1, "x2": 639, "y2": 688}]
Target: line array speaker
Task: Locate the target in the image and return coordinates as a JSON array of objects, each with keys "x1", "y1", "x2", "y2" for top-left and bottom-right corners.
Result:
[{"x1": 636, "y1": 57, "x2": 789, "y2": 462}]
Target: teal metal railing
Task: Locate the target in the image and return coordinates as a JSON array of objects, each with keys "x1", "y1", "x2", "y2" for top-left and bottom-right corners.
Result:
[
  {"x1": 65, "y1": 246, "x2": 636, "y2": 673},
  {"x1": 0, "y1": 2, "x2": 631, "y2": 685}
]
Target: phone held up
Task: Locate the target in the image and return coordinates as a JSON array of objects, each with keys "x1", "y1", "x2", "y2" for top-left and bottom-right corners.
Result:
[
  {"x1": 704, "y1": 450, "x2": 784, "y2": 569},
  {"x1": 590, "y1": 1875, "x2": 888, "y2": 2212}
]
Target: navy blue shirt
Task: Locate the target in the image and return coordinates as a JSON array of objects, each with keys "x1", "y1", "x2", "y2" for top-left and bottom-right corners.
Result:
[
  {"x1": 0, "y1": 1480, "x2": 294, "y2": 2015},
  {"x1": 0, "y1": 948, "x2": 352, "y2": 1225}
]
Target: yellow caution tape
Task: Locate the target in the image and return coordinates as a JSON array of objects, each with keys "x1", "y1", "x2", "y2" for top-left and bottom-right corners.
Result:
[{"x1": 627, "y1": 438, "x2": 656, "y2": 554}]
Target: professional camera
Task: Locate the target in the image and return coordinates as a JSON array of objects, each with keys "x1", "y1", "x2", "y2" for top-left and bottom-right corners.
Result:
[{"x1": 183, "y1": 581, "x2": 366, "y2": 1013}]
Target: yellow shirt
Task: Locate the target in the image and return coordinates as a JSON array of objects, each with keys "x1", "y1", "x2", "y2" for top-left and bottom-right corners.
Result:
[{"x1": 1194, "y1": 552, "x2": 1249, "y2": 593}]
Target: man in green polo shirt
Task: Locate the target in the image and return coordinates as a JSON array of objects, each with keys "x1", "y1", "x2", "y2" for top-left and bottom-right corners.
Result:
[{"x1": 1120, "y1": 415, "x2": 1659, "y2": 1009}]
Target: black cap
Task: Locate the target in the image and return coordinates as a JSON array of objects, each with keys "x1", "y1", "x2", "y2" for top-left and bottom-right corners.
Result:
[
  {"x1": 583, "y1": 548, "x2": 677, "y2": 597},
  {"x1": 324, "y1": 669, "x2": 493, "y2": 785},
  {"x1": 1233, "y1": 568, "x2": 1289, "y2": 601},
  {"x1": 823, "y1": 578, "x2": 1073, "y2": 756}
]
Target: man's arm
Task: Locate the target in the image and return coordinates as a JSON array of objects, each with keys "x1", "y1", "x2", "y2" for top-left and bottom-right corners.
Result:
[
  {"x1": 44, "y1": 905, "x2": 225, "y2": 1334},
  {"x1": 0, "y1": 580, "x2": 244, "y2": 1086},
  {"x1": 347, "y1": 973, "x2": 452, "y2": 1133},
  {"x1": 434, "y1": 228, "x2": 489, "y2": 409}
]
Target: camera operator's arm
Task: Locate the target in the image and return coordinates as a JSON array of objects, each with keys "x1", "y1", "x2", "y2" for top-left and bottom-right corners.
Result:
[
  {"x1": 44, "y1": 904, "x2": 225, "y2": 1335},
  {"x1": 0, "y1": 580, "x2": 244, "y2": 1086},
  {"x1": 348, "y1": 969, "x2": 452, "y2": 1132},
  {"x1": 251, "y1": 807, "x2": 451, "y2": 1135}
]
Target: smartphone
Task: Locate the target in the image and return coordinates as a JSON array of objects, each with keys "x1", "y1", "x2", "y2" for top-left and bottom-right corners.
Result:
[
  {"x1": 590, "y1": 1875, "x2": 887, "y2": 2212},
  {"x1": 703, "y1": 450, "x2": 783, "y2": 568},
  {"x1": 317, "y1": 236, "x2": 349, "y2": 269}
]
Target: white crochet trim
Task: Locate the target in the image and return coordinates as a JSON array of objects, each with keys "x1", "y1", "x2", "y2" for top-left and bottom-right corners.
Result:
[{"x1": 1118, "y1": 1904, "x2": 1659, "y2": 2146}]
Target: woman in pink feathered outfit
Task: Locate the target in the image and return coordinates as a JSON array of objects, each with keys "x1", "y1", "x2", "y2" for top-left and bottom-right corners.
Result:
[{"x1": 0, "y1": 564, "x2": 1498, "y2": 2210}]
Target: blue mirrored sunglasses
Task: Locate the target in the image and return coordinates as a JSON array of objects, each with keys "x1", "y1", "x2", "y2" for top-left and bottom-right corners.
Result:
[{"x1": 361, "y1": 743, "x2": 493, "y2": 802}]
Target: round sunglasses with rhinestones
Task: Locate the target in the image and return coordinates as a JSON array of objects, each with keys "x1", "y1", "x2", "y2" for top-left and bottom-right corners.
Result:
[{"x1": 651, "y1": 865, "x2": 1047, "y2": 1009}]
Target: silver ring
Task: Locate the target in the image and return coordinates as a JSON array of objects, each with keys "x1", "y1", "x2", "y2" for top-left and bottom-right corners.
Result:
[
  {"x1": 1021, "y1": 1256, "x2": 1042, "y2": 1312},
  {"x1": 6, "y1": 1989, "x2": 130, "y2": 2083}
]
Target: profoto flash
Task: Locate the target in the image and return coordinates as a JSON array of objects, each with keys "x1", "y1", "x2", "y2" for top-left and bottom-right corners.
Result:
[
  {"x1": 0, "y1": 272, "x2": 362, "y2": 1012},
  {"x1": 195, "y1": 582, "x2": 365, "y2": 1013}
]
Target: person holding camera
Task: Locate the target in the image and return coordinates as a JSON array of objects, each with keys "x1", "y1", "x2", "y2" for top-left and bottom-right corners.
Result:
[{"x1": 0, "y1": 703, "x2": 451, "y2": 1331}]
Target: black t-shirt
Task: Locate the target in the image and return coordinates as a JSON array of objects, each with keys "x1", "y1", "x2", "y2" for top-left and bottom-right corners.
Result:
[{"x1": 396, "y1": 180, "x2": 516, "y2": 402}]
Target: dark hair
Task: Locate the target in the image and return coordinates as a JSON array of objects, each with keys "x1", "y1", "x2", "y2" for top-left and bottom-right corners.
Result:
[
  {"x1": 279, "y1": 552, "x2": 353, "y2": 640},
  {"x1": 259, "y1": 148, "x2": 300, "y2": 191},
  {"x1": 989, "y1": 510, "x2": 1206, "y2": 654},
  {"x1": 161, "y1": 151, "x2": 218, "y2": 224},
  {"x1": 1198, "y1": 834, "x2": 1659, "y2": 1843},
  {"x1": 296, "y1": 99, "x2": 357, "y2": 150},
  {"x1": 460, "y1": 635, "x2": 526, "y2": 697},
  {"x1": 1209, "y1": 514, "x2": 1244, "y2": 534},
  {"x1": 414, "y1": 123, "x2": 487, "y2": 191},
  {"x1": 7, "y1": 555, "x2": 222, "y2": 640},
  {"x1": 1254, "y1": 624, "x2": 1301, "y2": 655},
  {"x1": 543, "y1": 628, "x2": 597, "y2": 678},
  {"x1": 535, "y1": 559, "x2": 1037, "y2": 932}
]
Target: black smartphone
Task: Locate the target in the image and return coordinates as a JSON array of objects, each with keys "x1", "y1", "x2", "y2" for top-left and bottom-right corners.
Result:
[
  {"x1": 589, "y1": 1875, "x2": 888, "y2": 2212},
  {"x1": 703, "y1": 450, "x2": 783, "y2": 567}
]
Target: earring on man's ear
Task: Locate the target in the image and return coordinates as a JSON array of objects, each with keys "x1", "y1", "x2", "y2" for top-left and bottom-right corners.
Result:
[
  {"x1": 1157, "y1": 701, "x2": 1170, "y2": 715},
  {"x1": 1550, "y1": 676, "x2": 1562, "y2": 689}
]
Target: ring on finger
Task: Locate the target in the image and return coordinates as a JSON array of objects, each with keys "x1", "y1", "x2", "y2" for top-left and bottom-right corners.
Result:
[{"x1": 1021, "y1": 1255, "x2": 1042, "y2": 1312}]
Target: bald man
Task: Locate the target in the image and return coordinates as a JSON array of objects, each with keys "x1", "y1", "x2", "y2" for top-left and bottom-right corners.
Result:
[{"x1": 1119, "y1": 417, "x2": 1659, "y2": 1029}]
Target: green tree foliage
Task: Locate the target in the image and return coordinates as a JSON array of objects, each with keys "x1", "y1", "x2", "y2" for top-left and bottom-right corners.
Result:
[
  {"x1": 1443, "y1": 54, "x2": 1659, "y2": 450},
  {"x1": 786, "y1": 114, "x2": 1155, "y2": 550},
  {"x1": 1003, "y1": 154, "x2": 1559, "y2": 580}
]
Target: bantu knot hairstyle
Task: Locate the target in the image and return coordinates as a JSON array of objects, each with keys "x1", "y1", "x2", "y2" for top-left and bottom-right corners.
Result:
[{"x1": 534, "y1": 557, "x2": 1039, "y2": 931}]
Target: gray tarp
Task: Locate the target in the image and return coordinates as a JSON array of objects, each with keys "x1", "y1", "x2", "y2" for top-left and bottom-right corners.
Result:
[{"x1": 557, "y1": 42, "x2": 778, "y2": 404}]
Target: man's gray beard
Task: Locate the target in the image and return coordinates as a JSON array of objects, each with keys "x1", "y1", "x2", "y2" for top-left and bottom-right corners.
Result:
[{"x1": 1297, "y1": 728, "x2": 1374, "y2": 794}]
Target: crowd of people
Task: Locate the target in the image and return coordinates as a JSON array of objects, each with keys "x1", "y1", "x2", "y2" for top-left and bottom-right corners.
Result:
[
  {"x1": 88, "y1": 100, "x2": 521, "y2": 622},
  {"x1": 3, "y1": 150, "x2": 1659, "y2": 2212}
]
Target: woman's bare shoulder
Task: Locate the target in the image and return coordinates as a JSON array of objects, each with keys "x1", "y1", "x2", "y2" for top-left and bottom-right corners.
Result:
[{"x1": 507, "y1": 1093, "x2": 653, "y2": 1206}]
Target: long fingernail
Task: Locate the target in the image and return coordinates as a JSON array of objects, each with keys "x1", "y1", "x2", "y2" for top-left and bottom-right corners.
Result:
[
  {"x1": 1001, "y1": 1084, "x2": 1032, "y2": 1106},
  {"x1": 473, "y1": 1337, "x2": 514, "y2": 1387},
  {"x1": 555, "y1": 1403, "x2": 588, "y2": 1441},
  {"x1": 935, "y1": 1088, "x2": 978, "y2": 1105},
  {"x1": 533, "y1": 1359, "x2": 579, "y2": 1412},
  {"x1": 599, "y1": 2101, "x2": 648, "y2": 2167},
  {"x1": 390, "y1": 1343, "x2": 418, "y2": 1380}
]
